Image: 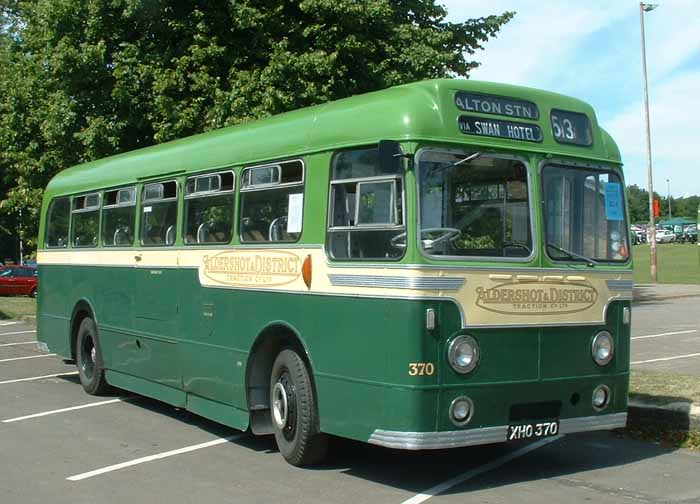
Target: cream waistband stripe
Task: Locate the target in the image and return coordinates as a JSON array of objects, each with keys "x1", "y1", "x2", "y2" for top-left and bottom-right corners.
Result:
[{"x1": 37, "y1": 248, "x2": 633, "y2": 328}]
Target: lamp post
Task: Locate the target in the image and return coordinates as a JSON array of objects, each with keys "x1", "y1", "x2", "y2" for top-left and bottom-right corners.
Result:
[
  {"x1": 18, "y1": 207, "x2": 24, "y2": 266},
  {"x1": 666, "y1": 178, "x2": 671, "y2": 219},
  {"x1": 640, "y1": 2, "x2": 658, "y2": 282}
]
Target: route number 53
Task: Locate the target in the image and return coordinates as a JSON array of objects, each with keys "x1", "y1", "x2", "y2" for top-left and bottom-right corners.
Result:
[
  {"x1": 551, "y1": 114, "x2": 575, "y2": 141},
  {"x1": 409, "y1": 362, "x2": 435, "y2": 376}
]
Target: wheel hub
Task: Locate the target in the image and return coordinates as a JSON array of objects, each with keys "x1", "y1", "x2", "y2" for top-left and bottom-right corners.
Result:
[
  {"x1": 272, "y1": 381, "x2": 288, "y2": 429},
  {"x1": 272, "y1": 372, "x2": 297, "y2": 439},
  {"x1": 81, "y1": 335, "x2": 95, "y2": 379}
]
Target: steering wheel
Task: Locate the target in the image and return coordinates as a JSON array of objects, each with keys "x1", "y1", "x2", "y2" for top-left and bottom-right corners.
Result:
[
  {"x1": 390, "y1": 227, "x2": 461, "y2": 250},
  {"x1": 502, "y1": 241, "x2": 532, "y2": 254},
  {"x1": 421, "y1": 228, "x2": 461, "y2": 248}
]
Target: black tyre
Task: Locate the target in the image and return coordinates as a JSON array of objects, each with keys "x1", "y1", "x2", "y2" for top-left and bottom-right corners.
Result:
[
  {"x1": 29, "y1": 288, "x2": 37, "y2": 298},
  {"x1": 270, "y1": 348, "x2": 328, "y2": 466},
  {"x1": 76, "y1": 317, "x2": 110, "y2": 395}
]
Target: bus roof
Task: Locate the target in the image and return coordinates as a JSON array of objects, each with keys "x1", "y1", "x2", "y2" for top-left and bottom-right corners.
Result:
[{"x1": 44, "y1": 79, "x2": 622, "y2": 198}]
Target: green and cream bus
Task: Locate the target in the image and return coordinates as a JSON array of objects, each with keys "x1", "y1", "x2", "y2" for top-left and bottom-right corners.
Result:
[{"x1": 37, "y1": 79, "x2": 632, "y2": 466}]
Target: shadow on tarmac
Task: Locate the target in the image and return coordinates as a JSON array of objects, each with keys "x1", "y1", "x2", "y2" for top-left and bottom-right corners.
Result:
[{"x1": 74, "y1": 381, "x2": 680, "y2": 497}]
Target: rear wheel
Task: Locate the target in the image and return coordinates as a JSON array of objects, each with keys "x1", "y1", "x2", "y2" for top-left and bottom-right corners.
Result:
[
  {"x1": 76, "y1": 317, "x2": 110, "y2": 395},
  {"x1": 29, "y1": 288, "x2": 37, "y2": 298},
  {"x1": 270, "y1": 349, "x2": 327, "y2": 466}
]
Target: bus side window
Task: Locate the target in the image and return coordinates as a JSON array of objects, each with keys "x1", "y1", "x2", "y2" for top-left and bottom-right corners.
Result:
[
  {"x1": 141, "y1": 181, "x2": 178, "y2": 247},
  {"x1": 71, "y1": 193, "x2": 101, "y2": 248},
  {"x1": 184, "y1": 171, "x2": 235, "y2": 245},
  {"x1": 327, "y1": 147, "x2": 405, "y2": 260},
  {"x1": 239, "y1": 160, "x2": 304, "y2": 243},
  {"x1": 102, "y1": 187, "x2": 136, "y2": 247},
  {"x1": 45, "y1": 197, "x2": 71, "y2": 248}
]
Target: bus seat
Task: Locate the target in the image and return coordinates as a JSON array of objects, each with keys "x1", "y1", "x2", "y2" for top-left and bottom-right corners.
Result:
[
  {"x1": 243, "y1": 229, "x2": 266, "y2": 242},
  {"x1": 269, "y1": 216, "x2": 290, "y2": 241},
  {"x1": 165, "y1": 225, "x2": 175, "y2": 245}
]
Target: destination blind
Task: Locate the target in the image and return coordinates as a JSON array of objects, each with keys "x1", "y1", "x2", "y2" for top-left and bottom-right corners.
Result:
[
  {"x1": 454, "y1": 91, "x2": 539, "y2": 120},
  {"x1": 458, "y1": 115, "x2": 543, "y2": 143}
]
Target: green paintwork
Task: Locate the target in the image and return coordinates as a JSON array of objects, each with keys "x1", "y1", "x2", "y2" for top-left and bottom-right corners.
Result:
[
  {"x1": 37, "y1": 79, "x2": 631, "y2": 445},
  {"x1": 38, "y1": 79, "x2": 622, "y2": 243}
]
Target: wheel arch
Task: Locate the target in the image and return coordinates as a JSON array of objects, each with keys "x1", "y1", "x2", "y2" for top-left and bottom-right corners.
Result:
[
  {"x1": 245, "y1": 321, "x2": 318, "y2": 435},
  {"x1": 69, "y1": 298, "x2": 98, "y2": 361}
]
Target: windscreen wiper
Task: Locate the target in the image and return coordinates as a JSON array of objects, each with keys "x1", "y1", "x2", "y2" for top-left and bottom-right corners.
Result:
[
  {"x1": 546, "y1": 242, "x2": 598, "y2": 267},
  {"x1": 452, "y1": 152, "x2": 482, "y2": 166},
  {"x1": 425, "y1": 152, "x2": 482, "y2": 178}
]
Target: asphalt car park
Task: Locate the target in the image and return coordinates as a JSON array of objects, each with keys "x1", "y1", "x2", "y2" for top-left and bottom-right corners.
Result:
[
  {"x1": 1, "y1": 310, "x2": 699, "y2": 504},
  {"x1": 630, "y1": 294, "x2": 700, "y2": 375}
]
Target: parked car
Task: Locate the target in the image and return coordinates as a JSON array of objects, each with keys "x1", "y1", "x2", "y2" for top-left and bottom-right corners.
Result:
[
  {"x1": 655, "y1": 229, "x2": 676, "y2": 243},
  {"x1": 681, "y1": 224, "x2": 697, "y2": 243},
  {"x1": 0, "y1": 266, "x2": 38, "y2": 297},
  {"x1": 631, "y1": 229, "x2": 647, "y2": 245}
]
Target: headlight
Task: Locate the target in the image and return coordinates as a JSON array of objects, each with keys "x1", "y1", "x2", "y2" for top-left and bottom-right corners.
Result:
[
  {"x1": 447, "y1": 335, "x2": 480, "y2": 374},
  {"x1": 591, "y1": 331, "x2": 614, "y2": 366}
]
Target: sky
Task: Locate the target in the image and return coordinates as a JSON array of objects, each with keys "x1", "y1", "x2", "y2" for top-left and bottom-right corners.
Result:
[{"x1": 441, "y1": 0, "x2": 700, "y2": 197}]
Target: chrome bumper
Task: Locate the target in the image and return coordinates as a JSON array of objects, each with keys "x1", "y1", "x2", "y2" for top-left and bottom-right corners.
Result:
[{"x1": 367, "y1": 412, "x2": 628, "y2": 450}]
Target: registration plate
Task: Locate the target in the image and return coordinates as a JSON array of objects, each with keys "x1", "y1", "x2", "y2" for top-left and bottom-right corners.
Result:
[{"x1": 507, "y1": 421, "x2": 559, "y2": 441}]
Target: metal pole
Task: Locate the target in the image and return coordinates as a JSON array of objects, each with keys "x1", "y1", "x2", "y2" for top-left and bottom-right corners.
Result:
[
  {"x1": 640, "y1": 2, "x2": 657, "y2": 282},
  {"x1": 18, "y1": 207, "x2": 23, "y2": 266},
  {"x1": 667, "y1": 178, "x2": 671, "y2": 219}
]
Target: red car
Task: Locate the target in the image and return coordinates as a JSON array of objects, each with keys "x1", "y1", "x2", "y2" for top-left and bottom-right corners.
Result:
[{"x1": 0, "y1": 266, "x2": 38, "y2": 297}]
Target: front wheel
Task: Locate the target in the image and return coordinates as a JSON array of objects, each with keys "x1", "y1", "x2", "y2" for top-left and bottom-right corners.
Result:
[
  {"x1": 76, "y1": 317, "x2": 110, "y2": 395},
  {"x1": 270, "y1": 349, "x2": 328, "y2": 466}
]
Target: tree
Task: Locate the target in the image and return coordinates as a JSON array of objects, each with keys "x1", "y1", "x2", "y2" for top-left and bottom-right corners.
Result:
[
  {"x1": 626, "y1": 184, "x2": 699, "y2": 224},
  {"x1": 0, "y1": 0, "x2": 514, "y2": 250}
]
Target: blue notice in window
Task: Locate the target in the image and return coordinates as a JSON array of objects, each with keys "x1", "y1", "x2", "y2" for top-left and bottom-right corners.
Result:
[{"x1": 604, "y1": 182, "x2": 623, "y2": 221}]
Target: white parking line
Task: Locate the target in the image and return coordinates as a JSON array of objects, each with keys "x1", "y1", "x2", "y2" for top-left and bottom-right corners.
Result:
[
  {"x1": 401, "y1": 436, "x2": 562, "y2": 504},
  {"x1": 3, "y1": 398, "x2": 127, "y2": 423},
  {"x1": 0, "y1": 354, "x2": 55, "y2": 363},
  {"x1": 67, "y1": 435, "x2": 245, "y2": 481},
  {"x1": 632, "y1": 329, "x2": 698, "y2": 340},
  {"x1": 632, "y1": 353, "x2": 700, "y2": 365},
  {"x1": 0, "y1": 371, "x2": 78, "y2": 385},
  {"x1": 0, "y1": 330, "x2": 36, "y2": 337},
  {"x1": 0, "y1": 321, "x2": 20, "y2": 326},
  {"x1": 0, "y1": 341, "x2": 36, "y2": 347}
]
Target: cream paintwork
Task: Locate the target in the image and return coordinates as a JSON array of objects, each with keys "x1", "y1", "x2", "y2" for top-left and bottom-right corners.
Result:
[{"x1": 38, "y1": 248, "x2": 632, "y2": 328}]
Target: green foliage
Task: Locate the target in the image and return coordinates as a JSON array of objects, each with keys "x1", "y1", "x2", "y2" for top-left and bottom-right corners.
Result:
[
  {"x1": 626, "y1": 184, "x2": 700, "y2": 224},
  {"x1": 0, "y1": 0, "x2": 514, "y2": 251}
]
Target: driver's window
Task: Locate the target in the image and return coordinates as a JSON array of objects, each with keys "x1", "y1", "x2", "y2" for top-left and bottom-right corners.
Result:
[
  {"x1": 327, "y1": 147, "x2": 405, "y2": 260},
  {"x1": 356, "y1": 181, "x2": 396, "y2": 226}
]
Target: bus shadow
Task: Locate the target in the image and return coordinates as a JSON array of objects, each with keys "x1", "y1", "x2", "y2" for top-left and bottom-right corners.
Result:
[
  {"x1": 632, "y1": 285, "x2": 700, "y2": 307},
  {"x1": 69, "y1": 384, "x2": 681, "y2": 497},
  {"x1": 310, "y1": 431, "x2": 679, "y2": 496}
]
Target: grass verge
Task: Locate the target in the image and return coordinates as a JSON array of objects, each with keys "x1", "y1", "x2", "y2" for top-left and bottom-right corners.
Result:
[
  {"x1": 629, "y1": 369, "x2": 700, "y2": 405},
  {"x1": 0, "y1": 296, "x2": 37, "y2": 320},
  {"x1": 633, "y1": 243, "x2": 700, "y2": 284},
  {"x1": 626, "y1": 369, "x2": 700, "y2": 450},
  {"x1": 622, "y1": 426, "x2": 700, "y2": 451}
]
